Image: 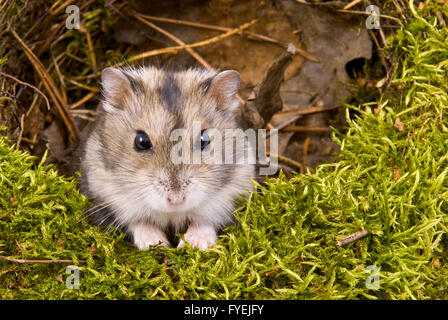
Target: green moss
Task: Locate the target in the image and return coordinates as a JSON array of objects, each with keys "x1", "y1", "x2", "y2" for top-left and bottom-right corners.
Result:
[{"x1": 1, "y1": 1, "x2": 448, "y2": 299}]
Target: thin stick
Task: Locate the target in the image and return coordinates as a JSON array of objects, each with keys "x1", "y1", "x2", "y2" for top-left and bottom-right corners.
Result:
[
  {"x1": 343, "y1": 0, "x2": 363, "y2": 10},
  {"x1": 0, "y1": 71, "x2": 51, "y2": 111},
  {"x1": 67, "y1": 78, "x2": 100, "y2": 93},
  {"x1": 70, "y1": 91, "x2": 97, "y2": 109},
  {"x1": 69, "y1": 72, "x2": 101, "y2": 81},
  {"x1": 68, "y1": 19, "x2": 253, "y2": 79},
  {"x1": 134, "y1": 14, "x2": 212, "y2": 70},
  {"x1": 270, "y1": 104, "x2": 339, "y2": 132},
  {"x1": 15, "y1": 114, "x2": 25, "y2": 151},
  {"x1": 136, "y1": 13, "x2": 318, "y2": 62},
  {"x1": 266, "y1": 151, "x2": 303, "y2": 172},
  {"x1": 80, "y1": 25, "x2": 98, "y2": 72},
  {"x1": 278, "y1": 104, "x2": 340, "y2": 117},
  {"x1": 281, "y1": 125, "x2": 331, "y2": 132},
  {"x1": 49, "y1": 0, "x2": 75, "y2": 15},
  {"x1": 9, "y1": 27, "x2": 80, "y2": 141},
  {"x1": 336, "y1": 230, "x2": 370, "y2": 246},
  {"x1": 65, "y1": 51, "x2": 90, "y2": 65},
  {"x1": 368, "y1": 29, "x2": 390, "y2": 74},
  {"x1": 0, "y1": 255, "x2": 86, "y2": 264},
  {"x1": 336, "y1": 9, "x2": 402, "y2": 23},
  {"x1": 301, "y1": 136, "x2": 310, "y2": 174},
  {"x1": 51, "y1": 49, "x2": 67, "y2": 105},
  {"x1": 122, "y1": 20, "x2": 257, "y2": 65}
]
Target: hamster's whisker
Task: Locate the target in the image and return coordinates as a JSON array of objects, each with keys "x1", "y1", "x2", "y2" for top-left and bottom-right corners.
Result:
[{"x1": 82, "y1": 202, "x2": 115, "y2": 220}]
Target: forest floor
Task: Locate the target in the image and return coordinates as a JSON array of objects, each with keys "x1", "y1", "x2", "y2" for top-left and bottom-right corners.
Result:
[{"x1": 1, "y1": 0, "x2": 448, "y2": 299}]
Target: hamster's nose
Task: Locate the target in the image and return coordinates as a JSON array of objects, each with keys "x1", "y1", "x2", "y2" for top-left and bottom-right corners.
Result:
[{"x1": 167, "y1": 194, "x2": 186, "y2": 206}]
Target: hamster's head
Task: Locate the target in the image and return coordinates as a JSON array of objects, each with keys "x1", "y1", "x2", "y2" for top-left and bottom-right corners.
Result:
[{"x1": 83, "y1": 66, "x2": 255, "y2": 219}]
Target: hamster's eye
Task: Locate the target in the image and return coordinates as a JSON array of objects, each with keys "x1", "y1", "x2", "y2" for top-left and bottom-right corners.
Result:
[
  {"x1": 134, "y1": 131, "x2": 153, "y2": 151},
  {"x1": 200, "y1": 129, "x2": 210, "y2": 151}
]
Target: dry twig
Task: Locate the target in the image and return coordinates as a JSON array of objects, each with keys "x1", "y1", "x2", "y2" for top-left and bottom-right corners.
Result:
[
  {"x1": 70, "y1": 91, "x2": 97, "y2": 110},
  {"x1": 136, "y1": 13, "x2": 318, "y2": 62},
  {"x1": 336, "y1": 230, "x2": 370, "y2": 246},
  {"x1": 9, "y1": 27, "x2": 80, "y2": 141},
  {"x1": 266, "y1": 151, "x2": 304, "y2": 172},
  {"x1": 121, "y1": 20, "x2": 257, "y2": 65},
  {"x1": 0, "y1": 255, "x2": 86, "y2": 264},
  {"x1": 336, "y1": 9, "x2": 402, "y2": 23},
  {"x1": 281, "y1": 125, "x2": 331, "y2": 132},
  {"x1": 0, "y1": 71, "x2": 51, "y2": 111},
  {"x1": 15, "y1": 114, "x2": 25, "y2": 151},
  {"x1": 343, "y1": 0, "x2": 363, "y2": 10},
  {"x1": 134, "y1": 14, "x2": 212, "y2": 70},
  {"x1": 301, "y1": 136, "x2": 310, "y2": 174}
]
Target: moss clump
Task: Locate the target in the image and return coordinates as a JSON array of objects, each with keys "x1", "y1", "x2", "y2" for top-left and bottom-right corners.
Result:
[{"x1": 1, "y1": 1, "x2": 448, "y2": 299}]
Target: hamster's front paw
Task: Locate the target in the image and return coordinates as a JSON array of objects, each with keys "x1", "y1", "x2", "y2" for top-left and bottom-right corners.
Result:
[
  {"x1": 178, "y1": 224, "x2": 217, "y2": 250},
  {"x1": 129, "y1": 222, "x2": 170, "y2": 250}
]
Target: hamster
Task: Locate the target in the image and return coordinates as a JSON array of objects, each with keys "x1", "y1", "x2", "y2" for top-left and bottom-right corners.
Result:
[{"x1": 80, "y1": 66, "x2": 256, "y2": 250}]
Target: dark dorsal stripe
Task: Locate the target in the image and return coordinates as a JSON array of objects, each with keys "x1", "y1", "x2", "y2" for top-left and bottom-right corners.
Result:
[{"x1": 157, "y1": 71, "x2": 181, "y2": 113}]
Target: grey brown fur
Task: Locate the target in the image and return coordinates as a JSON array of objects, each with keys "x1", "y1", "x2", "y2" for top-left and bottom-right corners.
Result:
[{"x1": 81, "y1": 66, "x2": 255, "y2": 250}]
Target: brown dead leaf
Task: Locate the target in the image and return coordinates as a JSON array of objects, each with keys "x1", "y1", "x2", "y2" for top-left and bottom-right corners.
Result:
[
  {"x1": 374, "y1": 106, "x2": 380, "y2": 115},
  {"x1": 393, "y1": 168, "x2": 401, "y2": 180},
  {"x1": 394, "y1": 117, "x2": 405, "y2": 132},
  {"x1": 433, "y1": 259, "x2": 440, "y2": 268},
  {"x1": 57, "y1": 239, "x2": 65, "y2": 249},
  {"x1": 265, "y1": 267, "x2": 279, "y2": 277},
  {"x1": 56, "y1": 274, "x2": 63, "y2": 283}
]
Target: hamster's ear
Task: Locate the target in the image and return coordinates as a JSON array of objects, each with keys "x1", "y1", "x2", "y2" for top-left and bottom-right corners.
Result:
[
  {"x1": 206, "y1": 70, "x2": 241, "y2": 109},
  {"x1": 101, "y1": 67, "x2": 135, "y2": 111}
]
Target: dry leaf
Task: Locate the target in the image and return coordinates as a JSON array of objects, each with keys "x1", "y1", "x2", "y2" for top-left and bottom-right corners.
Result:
[
  {"x1": 433, "y1": 259, "x2": 440, "y2": 268},
  {"x1": 393, "y1": 168, "x2": 401, "y2": 180},
  {"x1": 56, "y1": 274, "x2": 63, "y2": 283},
  {"x1": 394, "y1": 117, "x2": 405, "y2": 132},
  {"x1": 376, "y1": 77, "x2": 387, "y2": 88},
  {"x1": 374, "y1": 106, "x2": 380, "y2": 115}
]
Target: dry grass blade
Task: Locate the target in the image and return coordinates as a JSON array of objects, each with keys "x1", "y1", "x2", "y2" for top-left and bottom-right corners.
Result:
[
  {"x1": 67, "y1": 79, "x2": 100, "y2": 93},
  {"x1": 79, "y1": 25, "x2": 98, "y2": 72},
  {"x1": 336, "y1": 9, "x2": 402, "y2": 23},
  {"x1": 0, "y1": 255, "x2": 86, "y2": 264},
  {"x1": 15, "y1": 114, "x2": 25, "y2": 151},
  {"x1": 134, "y1": 14, "x2": 212, "y2": 70},
  {"x1": 120, "y1": 20, "x2": 257, "y2": 66},
  {"x1": 70, "y1": 91, "x2": 98, "y2": 110},
  {"x1": 343, "y1": 0, "x2": 363, "y2": 10},
  {"x1": 9, "y1": 27, "x2": 80, "y2": 141},
  {"x1": 302, "y1": 136, "x2": 310, "y2": 174},
  {"x1": 279, "y1": 104, "x2": 340, "y2": 117},
  {"x1": 281, "y1": 126, "x2": 331, "y2": 132},
  {"x1": 136, "y1": 13, "x2": 319, "y2": 62},
  {"x1": 266, "y1": 151, "x2": 304, "y2": 172},
  {"x1": 0, "y1": 71, "x2": 51, "y2": 111}
]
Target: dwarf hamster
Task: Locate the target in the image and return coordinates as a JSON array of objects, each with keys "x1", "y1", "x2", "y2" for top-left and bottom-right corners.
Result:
[{"x1": 81, "y1": 66, "x2": 256, "y2": 250}]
